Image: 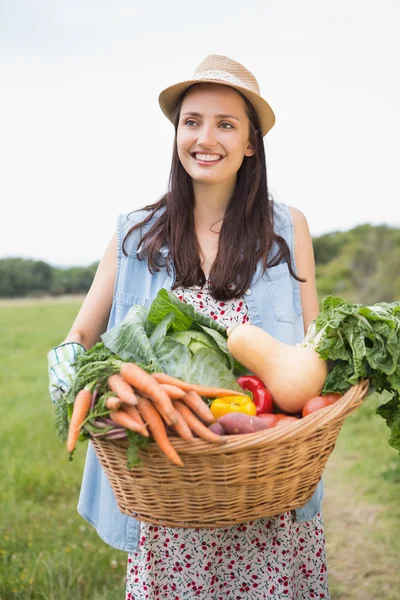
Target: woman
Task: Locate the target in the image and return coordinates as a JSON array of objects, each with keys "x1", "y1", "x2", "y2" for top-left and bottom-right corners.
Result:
[{"x1": 48, "y1": 54, "x2": 329, "y2": 599}]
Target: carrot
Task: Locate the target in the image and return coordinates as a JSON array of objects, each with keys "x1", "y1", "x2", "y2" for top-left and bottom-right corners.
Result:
[
  {"x1": 160, "y1": 383, "x2": 186, "y2": 400},
  {"x1": 171, "y1": 409, "x2": 194, "y2": 441},
  {"x1": 105, "y1": 396, "x2": 122, "y2": 411},
  {"x1": 136, "y1": 396, "x2": 184, "y2": 466},
  {"x1": 173, "y1": 400, "x2": 225, "y2": 444},
  {"x1": 121, "y1": 404, "x2": 149, "y2": 437},
  {"x1": 152, "y1": 372, "x2": 247, "y2": 398},
  {"x1": 67, "y1": 388, "x2": 93, "y2": 453},
  {"x1": 120, "y1": 363, "x2": 179, "y2": 426},
  {"x1": 180, "y1": 390, "x2": 215, "y2": 424},
  {"x1": 109, "y1": 410, "x2": 148, "y2": 435},
  {"x1": 108, "y1": 374, "x2": 138, "y2": 406}
]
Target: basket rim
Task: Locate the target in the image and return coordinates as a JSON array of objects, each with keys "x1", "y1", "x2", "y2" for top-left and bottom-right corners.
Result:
[
  {"x1": 170, "y1": 378, "x2": 369, "y2": 454},
  {"x1": 108, "y1": 379, "x2": 369, "y2": 456}
]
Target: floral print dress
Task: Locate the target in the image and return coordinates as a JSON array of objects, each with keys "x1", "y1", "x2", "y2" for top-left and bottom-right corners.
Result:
[{"x1": 126, "y1": 282, "x2": 330, "y2": 600}]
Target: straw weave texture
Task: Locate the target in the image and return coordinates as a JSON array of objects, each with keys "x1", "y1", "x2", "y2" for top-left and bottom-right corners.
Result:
[
  {"x1": 158, "y1": 53, "x2": 276, "y2": 137},
  {"x1": 91, "y1": 380, "x2": 369, "y2": 529},
  {"x1": 194, "y1": 55, "x2": 261, "y2": 93}
]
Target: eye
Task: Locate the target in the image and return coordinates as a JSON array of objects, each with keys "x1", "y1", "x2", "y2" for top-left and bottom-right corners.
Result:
[
  {"x1": 184, "y1": 119, "x2": 197, "y2": 126},
  {"x1": 220, "y1": 122, "x2": 234, "y2": 129}
]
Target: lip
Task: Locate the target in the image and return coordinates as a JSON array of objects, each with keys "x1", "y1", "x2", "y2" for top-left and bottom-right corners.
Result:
[{"x1": 191, "y1": 152, "x2": 225, "y2": 166}]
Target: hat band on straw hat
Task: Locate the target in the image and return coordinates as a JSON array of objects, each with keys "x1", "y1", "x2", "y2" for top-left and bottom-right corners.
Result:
[{"x1": 193, "y1": 70, "x2": 254, "y2": 91}]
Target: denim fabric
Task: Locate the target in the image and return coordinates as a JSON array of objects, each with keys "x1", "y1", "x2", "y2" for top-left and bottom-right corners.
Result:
[{"x1": 77, "y1": 202, "x2": 324, "y2": 552}]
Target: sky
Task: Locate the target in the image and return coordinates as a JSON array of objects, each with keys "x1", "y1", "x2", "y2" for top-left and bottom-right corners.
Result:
[{"x1": 1, "y1": 0, "x2": 399, "y2": 266}]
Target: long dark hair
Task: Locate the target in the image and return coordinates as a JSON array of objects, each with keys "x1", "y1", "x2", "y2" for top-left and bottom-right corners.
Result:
[{"x1": 123, "y1": 84, "x2": 303, "y2": 300}]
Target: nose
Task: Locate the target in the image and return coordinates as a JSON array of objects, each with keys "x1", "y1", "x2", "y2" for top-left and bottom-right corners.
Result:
[{"x1": 197, "y1": 124, "x2": 217, "y2": 148}]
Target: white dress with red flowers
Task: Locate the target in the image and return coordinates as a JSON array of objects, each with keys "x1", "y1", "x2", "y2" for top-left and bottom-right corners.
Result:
[{"x1": 125, "y1": 283, "x2": 330, "y2": 600}]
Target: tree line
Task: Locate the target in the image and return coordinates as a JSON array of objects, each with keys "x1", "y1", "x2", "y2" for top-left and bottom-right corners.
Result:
[
  {"x1": 0, "y1": 258, "x2": 98, "y2": 298},
  {"x1": 1, "y1": 223, "x2": 399, "y2": 302}
]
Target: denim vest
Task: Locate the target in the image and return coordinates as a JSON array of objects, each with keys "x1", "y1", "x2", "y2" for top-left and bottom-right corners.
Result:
[{"x1": 77, "y1": 202, "x2": 324, "y2": 552}]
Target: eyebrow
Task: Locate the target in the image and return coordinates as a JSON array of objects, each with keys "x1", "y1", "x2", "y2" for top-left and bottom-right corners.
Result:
[{"x1": 182, "y1": 111, "x2": 240, "y2": 122}]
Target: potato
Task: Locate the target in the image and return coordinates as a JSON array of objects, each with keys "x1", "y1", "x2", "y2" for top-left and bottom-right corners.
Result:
[
  {"x1": 208, "y1": 422, "x2": 226, "y2": 436},
  {"x1": 217, "y1": 412, "x2": 270, "y2": 435}
]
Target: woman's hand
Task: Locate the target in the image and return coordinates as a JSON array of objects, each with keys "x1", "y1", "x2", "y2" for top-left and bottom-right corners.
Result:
[{"x1": 47, "y1": 342, "x2": 86, "y2": 404}]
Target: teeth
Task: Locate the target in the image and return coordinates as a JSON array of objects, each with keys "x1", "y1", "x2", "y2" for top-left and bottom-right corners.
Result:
[{"x1": 194, "y1": 153, "x2": 222, "y2": 162}]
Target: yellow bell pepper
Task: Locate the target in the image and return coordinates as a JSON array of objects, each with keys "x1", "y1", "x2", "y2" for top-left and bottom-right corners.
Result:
[{"x1": 210, "y1": 395, "x2": 257, "y2": 419}]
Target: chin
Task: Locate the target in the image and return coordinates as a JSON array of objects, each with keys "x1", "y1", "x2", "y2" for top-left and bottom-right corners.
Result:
[{"x1": 192, "y1": 174, "x2": 225, "y2": 185}]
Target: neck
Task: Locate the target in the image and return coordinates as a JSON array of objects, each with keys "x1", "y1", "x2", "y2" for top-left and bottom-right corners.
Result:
[{"x1": 193, "y1": 178, "x2": 236, "y2": 233}]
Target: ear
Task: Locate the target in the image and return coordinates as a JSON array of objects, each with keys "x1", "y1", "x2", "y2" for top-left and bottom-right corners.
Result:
[{"x1": 244, "y1": 142, "x2": 256, "y2": 158}]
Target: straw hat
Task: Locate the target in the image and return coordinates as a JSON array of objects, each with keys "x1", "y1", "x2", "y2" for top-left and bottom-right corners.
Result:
[{"x1": 158, "y1": 54, "x2": 276, "y2": 137}]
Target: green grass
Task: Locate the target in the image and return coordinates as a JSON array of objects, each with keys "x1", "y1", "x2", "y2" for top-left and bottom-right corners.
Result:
[
  {"x1": 323, "y1": 393, "x2": 400, "y2": 600},
  {"x1": 0, "y1": 300, "x2": 399, "y2": 599},
  {"x1": 0, "y1": 302, "x2": 126, "y2": 600}
]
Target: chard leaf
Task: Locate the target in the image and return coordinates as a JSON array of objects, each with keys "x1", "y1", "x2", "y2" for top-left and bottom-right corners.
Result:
[
  {"x1": 148, "y1": 288, "x2": 227, "y2": 335},
  {"x1": 388, "y1": 369, "x2": 400, "y2": 392},
  {"x1": 323, "y1": 361, "x2": 358, "y2": 393},
  {"x1": 377, "y1": 393, "x2": 400, "y2": 452},
  {"x1": 306, "y1": 295, "x2": 400, "y2": 455},
  {"x1": 359, "y1": 304, "x2": 399, "y2": 328},
  {"x1": 101, "y1": 305, "x2": 159, "y2": 367}
]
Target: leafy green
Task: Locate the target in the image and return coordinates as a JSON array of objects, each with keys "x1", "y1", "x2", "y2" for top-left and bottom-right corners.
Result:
[
  {"x1": 303, "y1": 295, "x2": 400, "y2": 454},
  {"x1": 185, "y1": 348, "x2": 243, "y2": 392},
  {"x1": 153, "y1": 336, "x2": 192, "y2": 378},
  {"x1": 74, "y1": 342, "x2": 116, "y2": 365},
  {"x1": 126, "y1": 431, "x2": 151, "y2": 468},
  {"x1": 54, "y1": 398, "x2": 69, "y2": 442},
  {"x1": 377, "y1": 393, "x2": 400, "y2": 452},
  {"x1": 101, "y1": 305, "x2": 160, "y2": 368},
  {"x1": 148, "y1": 312, "x2": 176, "y2": 351},
  {"x1": 169, "y1": 329, "x2": 217, "y2": 351},
  {"x1": 148, "y1": 288, "x2": 227, "y2": 334},
  {"x1": 67, "y1": 343, "x2": 121, "y2": 403},
  {"x1": 199, "y1": 325, "x2": 234, "y2": 370},
  {"x1": 98, "y1": 288, "x2": 242, "y2": 391}
]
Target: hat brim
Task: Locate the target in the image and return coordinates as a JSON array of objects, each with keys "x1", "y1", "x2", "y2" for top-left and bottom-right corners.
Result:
[{"x1": 158, "y1": 78, "x2": 275, "y2": 137}]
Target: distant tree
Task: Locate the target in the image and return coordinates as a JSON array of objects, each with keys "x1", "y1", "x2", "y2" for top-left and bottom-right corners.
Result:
[
  {"x1": 31, "y1": 260, "x2": 53, "y2": 292},
  {"x1": 0, "y1": 258, "x2": 98, "y2": 297},
  {"x1": 313, "y1": 231, "x2": 347, "y2": 265},
  {"x1": 314, "y1": 224, "x2": 400, "y2": 305},
  {"x1": 0, "y1": 258, "x2": 53, "y2": 297}
]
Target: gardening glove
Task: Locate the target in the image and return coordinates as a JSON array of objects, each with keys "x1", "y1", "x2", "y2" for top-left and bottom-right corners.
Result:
[{"x1": 47, "y1": 342, "x2": 86, "y2": 404}]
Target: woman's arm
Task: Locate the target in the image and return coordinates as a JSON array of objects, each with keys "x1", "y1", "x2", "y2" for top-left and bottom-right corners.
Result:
[
  {"x1": 61, "y1": 232, "x2": 118, "y2": 350},
  {"x1": 289, "y1": 206, "x2": 320, "y2": 334}
]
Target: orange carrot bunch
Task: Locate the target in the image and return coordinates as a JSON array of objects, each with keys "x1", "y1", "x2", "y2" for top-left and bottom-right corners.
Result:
[{"x1": 66, "y1": 362, "x2": 245, "y2": 466}]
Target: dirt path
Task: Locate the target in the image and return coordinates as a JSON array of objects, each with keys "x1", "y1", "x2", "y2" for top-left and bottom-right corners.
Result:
[{"x1": 323, "y1": 453, "x2": 399, "y2": 600}]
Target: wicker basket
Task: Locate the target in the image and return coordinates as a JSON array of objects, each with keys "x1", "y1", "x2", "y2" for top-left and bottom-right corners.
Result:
[{"x1": 91, "y1": 379, "x2": 369, "y2": 529}]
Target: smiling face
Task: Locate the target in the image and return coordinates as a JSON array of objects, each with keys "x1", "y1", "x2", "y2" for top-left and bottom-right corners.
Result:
[{"x1": 176, "y1": 83, "x2": 255, "y2": 188}]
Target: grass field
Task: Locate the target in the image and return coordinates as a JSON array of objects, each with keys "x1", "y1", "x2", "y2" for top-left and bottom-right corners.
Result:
[{"x1": 1, "y1": 299, "x2": 399, "y2": 600}]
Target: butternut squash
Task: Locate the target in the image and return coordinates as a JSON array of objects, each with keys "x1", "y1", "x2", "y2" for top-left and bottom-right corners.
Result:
[{"x1": 227, "y1": 324, "x2": 328, "y2": 413}]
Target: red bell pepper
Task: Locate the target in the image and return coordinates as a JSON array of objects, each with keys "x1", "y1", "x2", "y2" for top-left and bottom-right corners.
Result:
[
  {"x1": 236, "y1": 375, "x2": 265, "y2": 393},
  {"x1": 236, "y1": 375, "x2": 273, "y2": 415}
]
